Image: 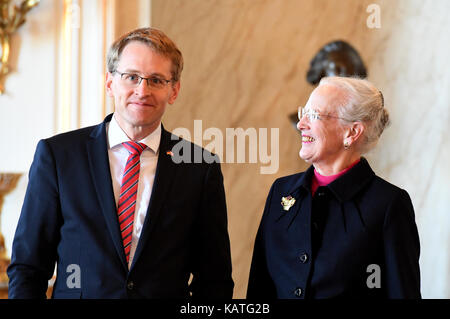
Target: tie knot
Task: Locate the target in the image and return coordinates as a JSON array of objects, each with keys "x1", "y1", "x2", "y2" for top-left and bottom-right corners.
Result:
[{"x1": 122, "y1": 141, "x2": 147, "y2": 156}]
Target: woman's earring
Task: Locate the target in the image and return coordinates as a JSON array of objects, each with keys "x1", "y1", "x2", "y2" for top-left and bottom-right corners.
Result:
[{"x1": 344, "y1": 141, "x2": 350, "y2": 149}]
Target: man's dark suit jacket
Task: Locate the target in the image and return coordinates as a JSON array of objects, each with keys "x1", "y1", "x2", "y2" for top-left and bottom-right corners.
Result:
[
  {"x1": 7, "y1": 113, "x2": 234, "y2": 299},
  {"x1": 247, "y1": 158, "x2": 421, "y2": 299}
]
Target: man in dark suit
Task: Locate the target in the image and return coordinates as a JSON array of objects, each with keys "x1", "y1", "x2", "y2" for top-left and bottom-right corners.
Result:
[{"x1": 7, "y1": 27, "x2": 234, "y2": 299}]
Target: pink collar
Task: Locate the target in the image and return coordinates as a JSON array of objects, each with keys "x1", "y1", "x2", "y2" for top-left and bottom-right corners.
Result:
[{"x1": 311, "y1": 159, "x2": 360, "y2": 195}]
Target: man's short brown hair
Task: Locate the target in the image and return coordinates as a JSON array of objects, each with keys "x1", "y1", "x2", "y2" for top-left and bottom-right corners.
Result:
[{"x1": 107, "y1": 27, "x2": 183, "y2": 82}]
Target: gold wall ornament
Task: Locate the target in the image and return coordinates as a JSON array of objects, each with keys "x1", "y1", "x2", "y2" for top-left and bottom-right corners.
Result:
[
  {"x1": 0, "y1": 0, "x2": 40, "y2": 95},
  {"x1": 0, "y1": 173, "x2": 22, "y2": 283}
]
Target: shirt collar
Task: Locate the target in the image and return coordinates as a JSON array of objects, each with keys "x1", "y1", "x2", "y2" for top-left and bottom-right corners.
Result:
[
  {"x1": 313, "y1": 158, "x2": 361, "y2": 186},
  {"x1": 107, "y1": 113, "x2": 161, "y2": 154},
  {"x1": 289, "y1": 157, "x2": 375, "y2": 202}
]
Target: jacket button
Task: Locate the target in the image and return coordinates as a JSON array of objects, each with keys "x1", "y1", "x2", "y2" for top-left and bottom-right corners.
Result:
[
  {"x1": 294, "y1": 287, "x2": 302, "y2": 297},
  {"x1": 127, "y1": 281, "x2": 134, "y2": 290},
  {"x1": 299, "y1": 253, "x2": 308, "y2": 263}
]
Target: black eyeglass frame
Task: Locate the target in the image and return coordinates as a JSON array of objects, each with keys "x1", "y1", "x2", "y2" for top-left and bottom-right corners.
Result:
[{"x1": 114, "y1": 70, "x2": 172, "y2": 88}]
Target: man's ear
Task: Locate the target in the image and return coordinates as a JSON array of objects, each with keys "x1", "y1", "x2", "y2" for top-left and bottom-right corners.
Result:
[
  {"x1": 168, "y1": 80, "x2": 181, "y2": 104},
  {"x1": 105, "y1": 72, "x2": 114, "y2": 97},
  {"x1": 345, "y1": 122, "x2": 365, "y2": 145}
]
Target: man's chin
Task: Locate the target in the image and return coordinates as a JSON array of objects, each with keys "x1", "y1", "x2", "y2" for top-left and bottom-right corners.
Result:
[{"x1": 127, "y1": 112, "x2": 161, "y2": 126}]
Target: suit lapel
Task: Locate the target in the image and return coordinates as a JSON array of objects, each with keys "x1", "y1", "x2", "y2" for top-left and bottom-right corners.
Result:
[
  {"x1": 131, "y1": 126, "x2": 178, "y2": 269},
  {"x1": 86, "y1": 114, "x2": 128, "y2": 271}
]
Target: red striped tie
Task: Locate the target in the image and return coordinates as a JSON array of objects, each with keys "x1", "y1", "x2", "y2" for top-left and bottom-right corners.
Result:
[{"x1": 117, "y1": 141, "x2": 147, "y2": 264}]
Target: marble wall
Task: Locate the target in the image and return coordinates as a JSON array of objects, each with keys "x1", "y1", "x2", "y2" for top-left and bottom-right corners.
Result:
[
  {"x1": 152, "y1": 0, "x2": 450, "y2": 298},
  {"x1": 365, "y1": 0, "x2": 450, "y2": 298}
]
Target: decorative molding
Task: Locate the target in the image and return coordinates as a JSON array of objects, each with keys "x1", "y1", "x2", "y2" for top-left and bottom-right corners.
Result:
[
  {"x1": 0, "y1": 173, "x2": 22, "y2": 284},
  {"x1": 0, "y1": 0, "x2": 40, "y2": 95},
  {"x1": 55, "y1": 0, "x2": 152, "y2": 132}
]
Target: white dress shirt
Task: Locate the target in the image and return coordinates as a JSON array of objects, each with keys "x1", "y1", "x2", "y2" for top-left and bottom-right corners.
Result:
[{"x1": 106, "y1": 114, "x2": 160, "y2": 268}]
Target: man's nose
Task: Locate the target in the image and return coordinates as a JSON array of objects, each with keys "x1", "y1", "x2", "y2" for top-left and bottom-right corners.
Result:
[{"x1": 134, "y1": 79, "x2": 151, "y2": 95}]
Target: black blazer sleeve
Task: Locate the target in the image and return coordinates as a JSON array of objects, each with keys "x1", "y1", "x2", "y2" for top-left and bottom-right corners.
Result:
[
  {"x1": 383, "y1": 189, "x2": 421, "y2": 298},
  {"x1": 189, "y1": 160, "x2": 234, "y2": 298},
  {"x1": 7, "y1": 140, "x2": 61, "y2": 299}
]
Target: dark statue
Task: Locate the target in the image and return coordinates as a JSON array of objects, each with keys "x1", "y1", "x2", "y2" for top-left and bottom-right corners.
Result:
[{"x1": 306, "y1": 40, "x2": 367, "y2": 84}]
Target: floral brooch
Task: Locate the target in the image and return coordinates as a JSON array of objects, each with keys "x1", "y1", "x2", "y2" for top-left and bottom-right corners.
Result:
[{"x1": 281, "y1": 195, "x2": 296, "y2": 211}]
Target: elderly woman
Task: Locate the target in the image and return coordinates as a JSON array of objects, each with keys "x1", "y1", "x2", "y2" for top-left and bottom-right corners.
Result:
[{"x1": 247, "y1": 76, "x2": 421, "y2": 299}]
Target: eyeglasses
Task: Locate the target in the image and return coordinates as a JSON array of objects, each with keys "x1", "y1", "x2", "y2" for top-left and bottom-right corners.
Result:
[
  {"x1": 298, "y1": 106, "x2": 347, "y2": 122},
  {"x1": 114, "y1": 71, "x2": 172, "y2": 89}
]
